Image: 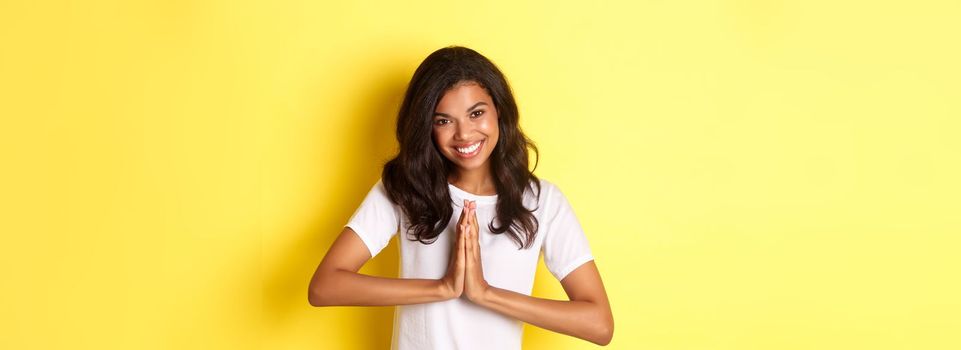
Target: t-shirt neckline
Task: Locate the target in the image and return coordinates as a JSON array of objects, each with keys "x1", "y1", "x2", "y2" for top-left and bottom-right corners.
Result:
[{"x1": 447, "y1": 183, "x2": 498, "y2": 205}]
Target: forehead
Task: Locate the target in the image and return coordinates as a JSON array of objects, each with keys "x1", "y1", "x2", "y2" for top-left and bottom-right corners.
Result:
[{"x1": 435, "y1": 82, "x2": 493, "y2": 111}]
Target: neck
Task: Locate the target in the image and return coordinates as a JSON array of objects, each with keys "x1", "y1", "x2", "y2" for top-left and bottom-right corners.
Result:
[{"x1": 449, "y1": 165, "x2": 496, "y2": 196}]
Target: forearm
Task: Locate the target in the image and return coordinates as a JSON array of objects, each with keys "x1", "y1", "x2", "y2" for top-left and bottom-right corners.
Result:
[
  {"x1": 309, "y1": 269, "x2": 449, "y2": 307},
  {"x1": 476, "y1": 286, "x2": 613, "y2": 345}
]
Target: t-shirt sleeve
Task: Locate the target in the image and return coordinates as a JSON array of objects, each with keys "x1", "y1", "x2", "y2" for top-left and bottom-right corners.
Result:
[
  {"x1": 541, "y1": 182, "x2": 594, "y2": 281},
  {"x1": 344, "y1": 179, "x2": 400, "y2": 258}
]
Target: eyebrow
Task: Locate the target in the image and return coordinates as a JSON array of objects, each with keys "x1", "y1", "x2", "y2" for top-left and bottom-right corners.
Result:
[{"x1": 433, "y1": 101, "x2": 488, "y2": 118}]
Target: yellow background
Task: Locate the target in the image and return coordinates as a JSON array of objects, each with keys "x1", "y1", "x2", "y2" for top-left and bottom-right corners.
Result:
[{"x1": 2, "y1": 0, "x2": 959, "y2": 349}]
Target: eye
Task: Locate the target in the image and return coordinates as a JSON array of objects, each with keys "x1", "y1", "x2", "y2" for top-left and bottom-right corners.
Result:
[
  {"x1": 470, "y1": 110, "x2": 484, "y2": 118},
  {"x1": 434, "y1": 119, "x2": 450, "y2": 126}
]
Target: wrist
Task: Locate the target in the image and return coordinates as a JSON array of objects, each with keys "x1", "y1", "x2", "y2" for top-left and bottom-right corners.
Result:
[
  {"x1": 436, "y1": 279, "x2": 455, "y2": 300},
  {"x1": 481, "y1": 285, "x2": 496, "y2": 305},
  {"x1": 467, "y1": 284, "x2": 494, "y2": 305}
]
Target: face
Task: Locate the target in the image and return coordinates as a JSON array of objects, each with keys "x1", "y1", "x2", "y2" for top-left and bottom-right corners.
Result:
[{"x1": 432, "y1": 81, "x2": 500, "y2": 174}]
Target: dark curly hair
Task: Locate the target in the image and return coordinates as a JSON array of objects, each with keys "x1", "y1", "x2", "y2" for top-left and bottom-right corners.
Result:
[{"x1": 382, "y1": 46, "x2": 541, "y2": 249}]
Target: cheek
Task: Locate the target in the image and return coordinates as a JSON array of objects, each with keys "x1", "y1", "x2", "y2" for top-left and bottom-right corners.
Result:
[
  {"x1": 476, "y1": 117, "x2": 492, "y2": 133},
  {"x1": 481, "y1": 119, "x2": 499, "y2": 142},
  {"x1": 432, "y1": 128, "x2": 451, "y2": 148}
]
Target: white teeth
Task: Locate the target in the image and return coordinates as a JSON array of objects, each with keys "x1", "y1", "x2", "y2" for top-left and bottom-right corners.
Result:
[{"x1": 456, "y1": 141, "x2": 481, "y2": 154}]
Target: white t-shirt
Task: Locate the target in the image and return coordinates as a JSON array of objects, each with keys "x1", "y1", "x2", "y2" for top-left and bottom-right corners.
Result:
[{"x1": 345, "y1": 178, "x2": 594, "y2": 350}]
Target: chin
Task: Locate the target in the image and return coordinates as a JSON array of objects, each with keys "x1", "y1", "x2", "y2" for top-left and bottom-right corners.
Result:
[{"x1": 450, "y1": 156, "x2": 490, "y2": 171}]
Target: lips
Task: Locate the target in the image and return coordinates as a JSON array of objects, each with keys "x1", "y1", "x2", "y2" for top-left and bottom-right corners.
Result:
[{"x1": 453, "y1": 140, "x2": 484, "y2": 158}]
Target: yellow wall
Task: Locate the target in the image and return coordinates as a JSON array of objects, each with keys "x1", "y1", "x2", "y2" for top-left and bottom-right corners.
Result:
[{"x1": 2, "y1": 1, "x2": 959, "y2": 349}]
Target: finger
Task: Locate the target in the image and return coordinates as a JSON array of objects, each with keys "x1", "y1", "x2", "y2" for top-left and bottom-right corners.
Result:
[
  {"x1": 463, "y1": 222, "x2": 471, "y2": 251},
  {"x1": 465, "y1": 204, "x2": 473, "y2": 231},
  {"x1": 460, "y1": 225, "x2": 467, "y2": 266},
  {"x1": 462, "y1": 230, "x2": 470, "y2": 274},
  {"x1": 450, "y1": 224, "x2": 459, "y2": 263},
  {"x1": 470, "y1": 223, "x2": 478, "y2": 255},
  {"x1": 468, "y1": 217, "x2": 477, "y2": 239},
  {"x1": 470, "y1": 204, "x2": 478, "y2": 232},
  {"x1": 457, "y1": 201, "x2": 467, "y2": 227},
  {"x1": 466, "y1": 226, "x2": 474, "y2": 263},
  {"x1": 473, "y1": 221, "x2": 482, "y2": 257},
  {"x1": 458, "y1": 224, "x2": 467, "y2": 264},
  {"x1": 473, "y1": 224, "x2": 481, "y2": 258},
  {"x1": 467, "y1": 222, "x2": 480, "y2": 265},
  {"x1": 471, "y1": 223, "x2": 480, "y2": 260},
  {"x1": 469, "y1": 207, "x2": 478, "y2": 241},
  {"x1": 459, "y1": 207, "x2": 470, "y2": 238}
]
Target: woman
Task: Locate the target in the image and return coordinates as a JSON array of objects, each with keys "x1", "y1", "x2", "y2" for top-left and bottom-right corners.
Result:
[{"x1": 308, "y1": 46, "x2": 613, "y2": 349}]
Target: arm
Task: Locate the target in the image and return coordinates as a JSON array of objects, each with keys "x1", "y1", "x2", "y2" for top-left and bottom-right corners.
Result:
[
  {"x1": 307, "y1": 225, "x2": 466, "y2": 307},
  {"x1": 475, "y1": 262, "x2": 614, "y2": 346},
  {"x1": 461, "y1": 204, "x2": 614, "y2": 345}
]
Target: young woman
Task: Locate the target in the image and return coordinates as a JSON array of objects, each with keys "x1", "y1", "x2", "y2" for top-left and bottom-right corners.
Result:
[{"x1": 308, "y1": 46, "x2": 613, "y2": 349}]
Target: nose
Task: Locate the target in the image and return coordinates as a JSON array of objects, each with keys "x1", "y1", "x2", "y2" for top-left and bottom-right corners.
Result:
[{"x1": 454, "y1": 121, "x2": 471, "y2": 141}]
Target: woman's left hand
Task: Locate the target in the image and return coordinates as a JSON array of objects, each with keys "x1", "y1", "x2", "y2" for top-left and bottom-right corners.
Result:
[{"x1": 462, "y1": 200, "x2": 491, "y2": 303}]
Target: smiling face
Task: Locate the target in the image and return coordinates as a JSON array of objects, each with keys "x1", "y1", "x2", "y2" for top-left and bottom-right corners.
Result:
[{"x1": 432, "y1": 81, "x2": 500, "y2": 175}]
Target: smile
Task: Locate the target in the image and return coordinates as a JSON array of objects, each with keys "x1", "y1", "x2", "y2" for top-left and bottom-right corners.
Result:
[{"x1": 454, "y1": 140, "x2": 484, "y2": 158}]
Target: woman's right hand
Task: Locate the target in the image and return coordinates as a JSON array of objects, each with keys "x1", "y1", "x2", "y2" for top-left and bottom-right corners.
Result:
[{"x1": 439, "y1": 199, "x2": 472, "y2": 299}]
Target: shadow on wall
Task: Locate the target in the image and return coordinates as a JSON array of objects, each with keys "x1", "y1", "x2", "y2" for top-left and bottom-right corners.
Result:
[{"x1": 261, "y1": 56, "x2": 411, "y2": 349}]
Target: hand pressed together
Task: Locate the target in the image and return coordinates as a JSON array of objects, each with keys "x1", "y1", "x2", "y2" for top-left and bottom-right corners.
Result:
[
  {"x1": 440, "y1": 199, "x2": 491, "y2": 302},
  {"x1": 462, "y1": 200, "x2": 491, "y2": 302},
  {"x1": 439, "y1": 200, "x2": 468, "y2": 298}
]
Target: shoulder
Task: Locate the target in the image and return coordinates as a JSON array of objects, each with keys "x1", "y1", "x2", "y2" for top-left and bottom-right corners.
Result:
[
  {"x1": 535, "y1": 178, "x2": 557, "y2": 195},
  {"x1": 531, "y1": 178, "x2": 565, "y2": 204},
  {"x1": 358, "y1": 177, "x2": 393, "y2": 205},
  {"x1": 365, "y1": 177, "x2": 386, "y2": 195}
]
